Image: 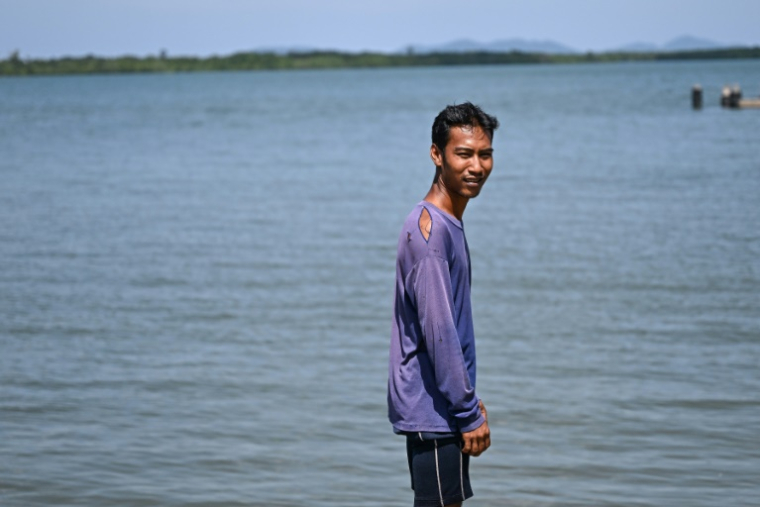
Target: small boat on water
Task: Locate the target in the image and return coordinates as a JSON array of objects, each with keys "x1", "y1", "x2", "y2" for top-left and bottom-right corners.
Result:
[{"x1": 721, "y1": 85, "x2": 760, "y2": 109}]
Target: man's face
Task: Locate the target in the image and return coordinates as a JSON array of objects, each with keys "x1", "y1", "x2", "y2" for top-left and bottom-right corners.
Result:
[{"x1": 430, "y1": 125, "x2": 494, "y2": 200}]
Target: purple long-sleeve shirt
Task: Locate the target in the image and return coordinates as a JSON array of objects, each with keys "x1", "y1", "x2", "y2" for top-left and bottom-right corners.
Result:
[{"x1": 388, "y1": 201, "x2": 484, "y2": 434}]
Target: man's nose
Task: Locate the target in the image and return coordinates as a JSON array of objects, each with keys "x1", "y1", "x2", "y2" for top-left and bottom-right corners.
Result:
[{"x1": 470, "y1": 157, "x2": 484, "y2": 174}]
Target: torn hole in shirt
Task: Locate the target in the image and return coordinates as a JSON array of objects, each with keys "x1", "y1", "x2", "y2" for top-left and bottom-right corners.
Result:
[{"x1": 418, "y1": 207, "x2": 432, "y2": 242}]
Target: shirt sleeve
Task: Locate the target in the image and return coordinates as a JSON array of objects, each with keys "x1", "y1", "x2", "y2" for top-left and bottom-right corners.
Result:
[{"x1": 410, "y1": 254, "x2": 484, "y2": 433}]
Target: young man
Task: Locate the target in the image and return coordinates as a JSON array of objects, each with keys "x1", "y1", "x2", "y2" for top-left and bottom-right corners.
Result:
[{"x1": 388, "y1": 102, "x2": 499, "y2": 507}]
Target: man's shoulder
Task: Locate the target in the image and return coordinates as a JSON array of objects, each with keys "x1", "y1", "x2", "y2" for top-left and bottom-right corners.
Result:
[{"x1": 397, "y1": 202, "x2": 454, "y2": 258}]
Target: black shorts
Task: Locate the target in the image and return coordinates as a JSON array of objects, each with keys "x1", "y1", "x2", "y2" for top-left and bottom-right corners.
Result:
[{"x1": 406, "y1": 433, "x2": 473, "y2": 507}]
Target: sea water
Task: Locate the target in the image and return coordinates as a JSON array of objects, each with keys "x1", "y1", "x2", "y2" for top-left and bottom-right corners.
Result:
[{"x1": 1, "y1": 60, "x2": 759, "y2": 506}]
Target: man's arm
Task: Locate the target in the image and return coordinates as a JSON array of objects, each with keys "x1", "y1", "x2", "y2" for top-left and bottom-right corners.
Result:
[
  {"x1": 462, "y1": 400, "x2": 490, "y2": 456},
  {"x1": 411, "y1": 254, "x2": 485, "y2": 434}
]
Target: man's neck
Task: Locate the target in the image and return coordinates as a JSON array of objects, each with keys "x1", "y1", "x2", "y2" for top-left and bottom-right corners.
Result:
[{"x1": 424, "y1": 179, "x2": 468, "y2": 221}]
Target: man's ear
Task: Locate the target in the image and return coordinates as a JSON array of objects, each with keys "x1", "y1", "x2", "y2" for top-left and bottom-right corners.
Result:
[{"x1": 430, "y1": 144, "x2": 443, "y2": 168}]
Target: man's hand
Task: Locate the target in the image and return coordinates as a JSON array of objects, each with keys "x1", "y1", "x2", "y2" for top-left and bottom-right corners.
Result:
[{"x1": 461, "y1": 400, "x2": 490, "y2": 457}]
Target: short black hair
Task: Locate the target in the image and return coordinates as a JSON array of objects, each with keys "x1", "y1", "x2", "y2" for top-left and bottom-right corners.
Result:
[{"x1": 431, "y1": 102, "x2": 499, "y2": 153}]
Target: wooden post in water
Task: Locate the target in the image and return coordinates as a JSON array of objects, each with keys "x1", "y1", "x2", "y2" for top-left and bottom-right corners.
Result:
[{"x1": 692, "y1": 84, "x2": 703, "y2": 109}]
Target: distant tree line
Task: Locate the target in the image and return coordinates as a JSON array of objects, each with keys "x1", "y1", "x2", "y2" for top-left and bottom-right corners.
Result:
[{"x1": 1, "y1": 47, "x2": 759, "y2": 77}]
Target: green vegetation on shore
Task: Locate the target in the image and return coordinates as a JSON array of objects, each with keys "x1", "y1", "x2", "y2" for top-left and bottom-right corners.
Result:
[{"x1": 2, "y1": 47, "x2": 759, "y2": 77}]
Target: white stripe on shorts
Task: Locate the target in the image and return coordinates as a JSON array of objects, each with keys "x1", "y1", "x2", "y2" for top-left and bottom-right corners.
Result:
[
  {"x1": 434, "y1": 439, "x2": 444, "y2": 507},
  {"x1": 459, "y1": 445, "x2": 464, "y2": 501}
]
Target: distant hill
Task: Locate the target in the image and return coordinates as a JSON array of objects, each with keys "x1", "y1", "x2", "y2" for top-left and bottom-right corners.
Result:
[
  {"x1": 405, "y1": 38, "x2": 577, "y2": 54},
  {"x1": 251, "y1": 45, "x2": 318, "y2": 55},
  {"x1": 254, "y1": 35, "x2": 742, "y2": 57},
  {"x1": 617, "y1": 41, "x2": 660, "y2": 52},
  {"x1": 617, "y1": 35, "x2": 729, "y2": 53},
  {"x1": 663, "y1": 35, "x2": 724, "y2": 51},
  {"x1": 406, "y1": 35, "x2": 746, "y2": 55}
]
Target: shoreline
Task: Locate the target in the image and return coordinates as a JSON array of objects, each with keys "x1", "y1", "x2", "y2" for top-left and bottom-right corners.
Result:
[{"x1": 2, "y1": 46, "x2": 759, "y2": 77}]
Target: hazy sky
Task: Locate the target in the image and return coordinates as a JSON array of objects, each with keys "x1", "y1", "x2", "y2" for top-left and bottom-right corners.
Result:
[{"x1": 3, "y1": 0, "x2": 759, "y2": 58}]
